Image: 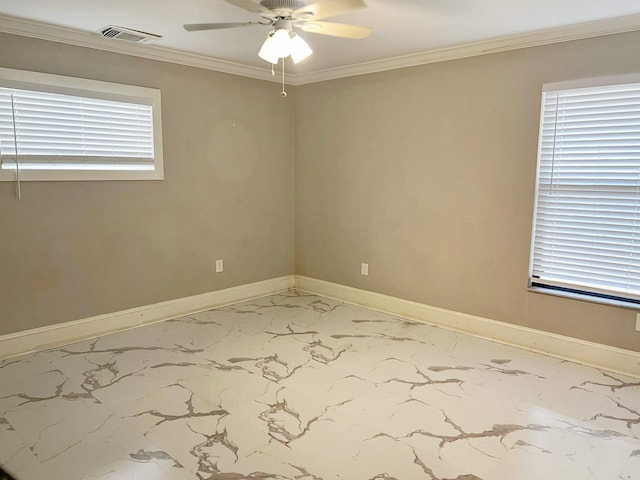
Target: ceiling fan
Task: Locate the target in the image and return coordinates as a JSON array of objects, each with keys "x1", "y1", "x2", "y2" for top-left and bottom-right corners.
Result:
[{"x1": 183, "y1": 0, "x2": 372, "y2": 65}]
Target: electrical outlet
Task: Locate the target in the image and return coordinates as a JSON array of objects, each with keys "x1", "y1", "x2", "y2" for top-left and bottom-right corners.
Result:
[
  {"x1": 216, "y1": 259, "x2": 223, "y2": 273},
  {"x1": 636, "y1": 313, "x2": 640, "y2": 332},
  {"x1": 361, "y1": 263, "x2": 369, "y2": 276}
]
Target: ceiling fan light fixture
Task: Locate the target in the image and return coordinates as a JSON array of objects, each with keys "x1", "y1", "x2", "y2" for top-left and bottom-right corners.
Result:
[
  {"x1": 186, "y1": 0, "x2": 372, "y2": 68},
  {"x1": 270, "y1": 28, "x2": 292, "y2": 58},
  {"x1": 258, "y1": 34, "x2": 280, "y2": 63},
  {"x1": 290, "y1": 33, "x2": 312, "y2": 63}
]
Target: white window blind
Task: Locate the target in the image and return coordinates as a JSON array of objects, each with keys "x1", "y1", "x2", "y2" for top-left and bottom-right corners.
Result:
[
  {"x1": 530, "y1": 77, "x2": 640, "y2": 304},
  {"x1": 0, "y1": 88, "x2": 153, "y2": 170},
  {"x1": 0, "y1": 67, "x2": 163, "y2": 182}
]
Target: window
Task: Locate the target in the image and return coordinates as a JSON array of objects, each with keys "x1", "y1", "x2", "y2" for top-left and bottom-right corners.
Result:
[
  {"x1": 0, "y1": 67, "x2": 163, "y2": 181},
  {"x1": 529, "y1": 74, "x2": 640, "y2": 307}
]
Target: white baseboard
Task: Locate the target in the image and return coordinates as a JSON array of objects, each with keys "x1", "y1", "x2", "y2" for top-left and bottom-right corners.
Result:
[
  {"x1": 0, "y1": 275, "x2": 295, "y2": 360},
  {"x1": 4, "y1": 273, "x2": 638, "y2": 377},
  {"x1": 295, "y1": 275, "x2": 640, "y2": 378}
]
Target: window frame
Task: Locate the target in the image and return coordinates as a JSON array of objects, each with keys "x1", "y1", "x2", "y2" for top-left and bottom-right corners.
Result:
[
  {"x1": 0, "y1": 67, "x2": 163, "y2": 182},
  {"x1": 528, "y1": 73, "x2": 640, "y2": 310}
]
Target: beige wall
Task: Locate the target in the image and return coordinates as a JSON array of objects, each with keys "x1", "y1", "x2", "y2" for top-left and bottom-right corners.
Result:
[
  {"x1": 296, "y1": 31, "x2": 640, "y2": 351},
  {"x1": 2, "y1": 29, "x2": 640, "y2": 352},
  {"x1": 0, "y1": 33, "x2": 295, "y2": 336}
]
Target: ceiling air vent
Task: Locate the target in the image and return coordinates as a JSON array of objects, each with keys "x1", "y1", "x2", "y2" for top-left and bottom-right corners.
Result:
[{"x1": 99, "y1": 26, "x2": 162, "y2": 44}]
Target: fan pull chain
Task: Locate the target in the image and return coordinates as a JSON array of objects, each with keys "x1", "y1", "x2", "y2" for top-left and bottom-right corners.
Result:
[{"x1": 281, "y1": 58, "x2": 287, "y2": 98}]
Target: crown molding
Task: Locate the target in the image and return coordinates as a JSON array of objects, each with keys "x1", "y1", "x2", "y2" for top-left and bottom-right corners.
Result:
[
  {"x1": 293, "y1": 13, "x2": 640, "y2": 85},
  {"x1": 0, "y1": 13, "x2": 640, "y2": 86},
  {"x1": 0, "y1": 14, "x2": 280, "y2": 84}
]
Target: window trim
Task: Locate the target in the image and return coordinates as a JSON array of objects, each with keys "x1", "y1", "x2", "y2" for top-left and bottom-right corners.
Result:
[
  {"x1": 528, "y1": 72, "x2": 640, "y2": 310},
  {"x1": 542, "y1": 72, "x2": 640, "y2": 94},
  {"x1": 0, "y1": 67, "x2": 163, "y2": 181},
  {"x1": 527, "y1": 285, "x2": 640, "y2": 311}
]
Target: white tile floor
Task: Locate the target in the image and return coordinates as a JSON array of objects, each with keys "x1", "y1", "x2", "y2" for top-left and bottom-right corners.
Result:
[{"x1": 0, "y1": 290, "x2": 639, "y2": 479}]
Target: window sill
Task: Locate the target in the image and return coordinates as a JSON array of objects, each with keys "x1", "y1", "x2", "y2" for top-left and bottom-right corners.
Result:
[
  {"x1": 527, "y1": 286, "x2": 640, "y2": 311},
  {"x1": 0, "y1": 170, "x2": 164, "y2": 182}
]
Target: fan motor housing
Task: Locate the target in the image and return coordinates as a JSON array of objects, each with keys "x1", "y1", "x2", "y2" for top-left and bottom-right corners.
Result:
[{"x1": 260, "y1": 0, "x2": 305, "y2": 12}]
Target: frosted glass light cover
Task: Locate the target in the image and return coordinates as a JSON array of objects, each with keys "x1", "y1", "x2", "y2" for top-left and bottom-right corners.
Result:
[
  {"x1": 290, "y1": 34, "x2": 313, "y2": 63},
  {"x1": 258, "y1": 35, "x2": 279, "y2": 64},
  {"x1": 271, "y1": 28, "x2": 292, "y2": 58}
]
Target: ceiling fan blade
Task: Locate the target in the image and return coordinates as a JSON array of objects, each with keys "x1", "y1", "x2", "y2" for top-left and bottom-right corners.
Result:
[
  {"x1": 222, "y1": 0, "x2": 273, "y2": 15},
  {"x1": 294, "y1": 0, "x2": 366, "y2": 21},
  {"x1": 183, "y1": 22, "x2": 266, "y2": 31},
  {"x1": 300, "y1": 21, "x2": 372, "y2": 39}
]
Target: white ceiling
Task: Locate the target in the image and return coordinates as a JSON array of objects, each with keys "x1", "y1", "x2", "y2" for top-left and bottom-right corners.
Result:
[{"x1": 1, "y1": 0, "x2": 640, "y2": 77}]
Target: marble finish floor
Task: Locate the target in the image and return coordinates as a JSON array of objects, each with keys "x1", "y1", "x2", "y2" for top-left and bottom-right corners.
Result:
[{"x1": 1, "y1": 290, "x2": 639, "y2": 480}]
